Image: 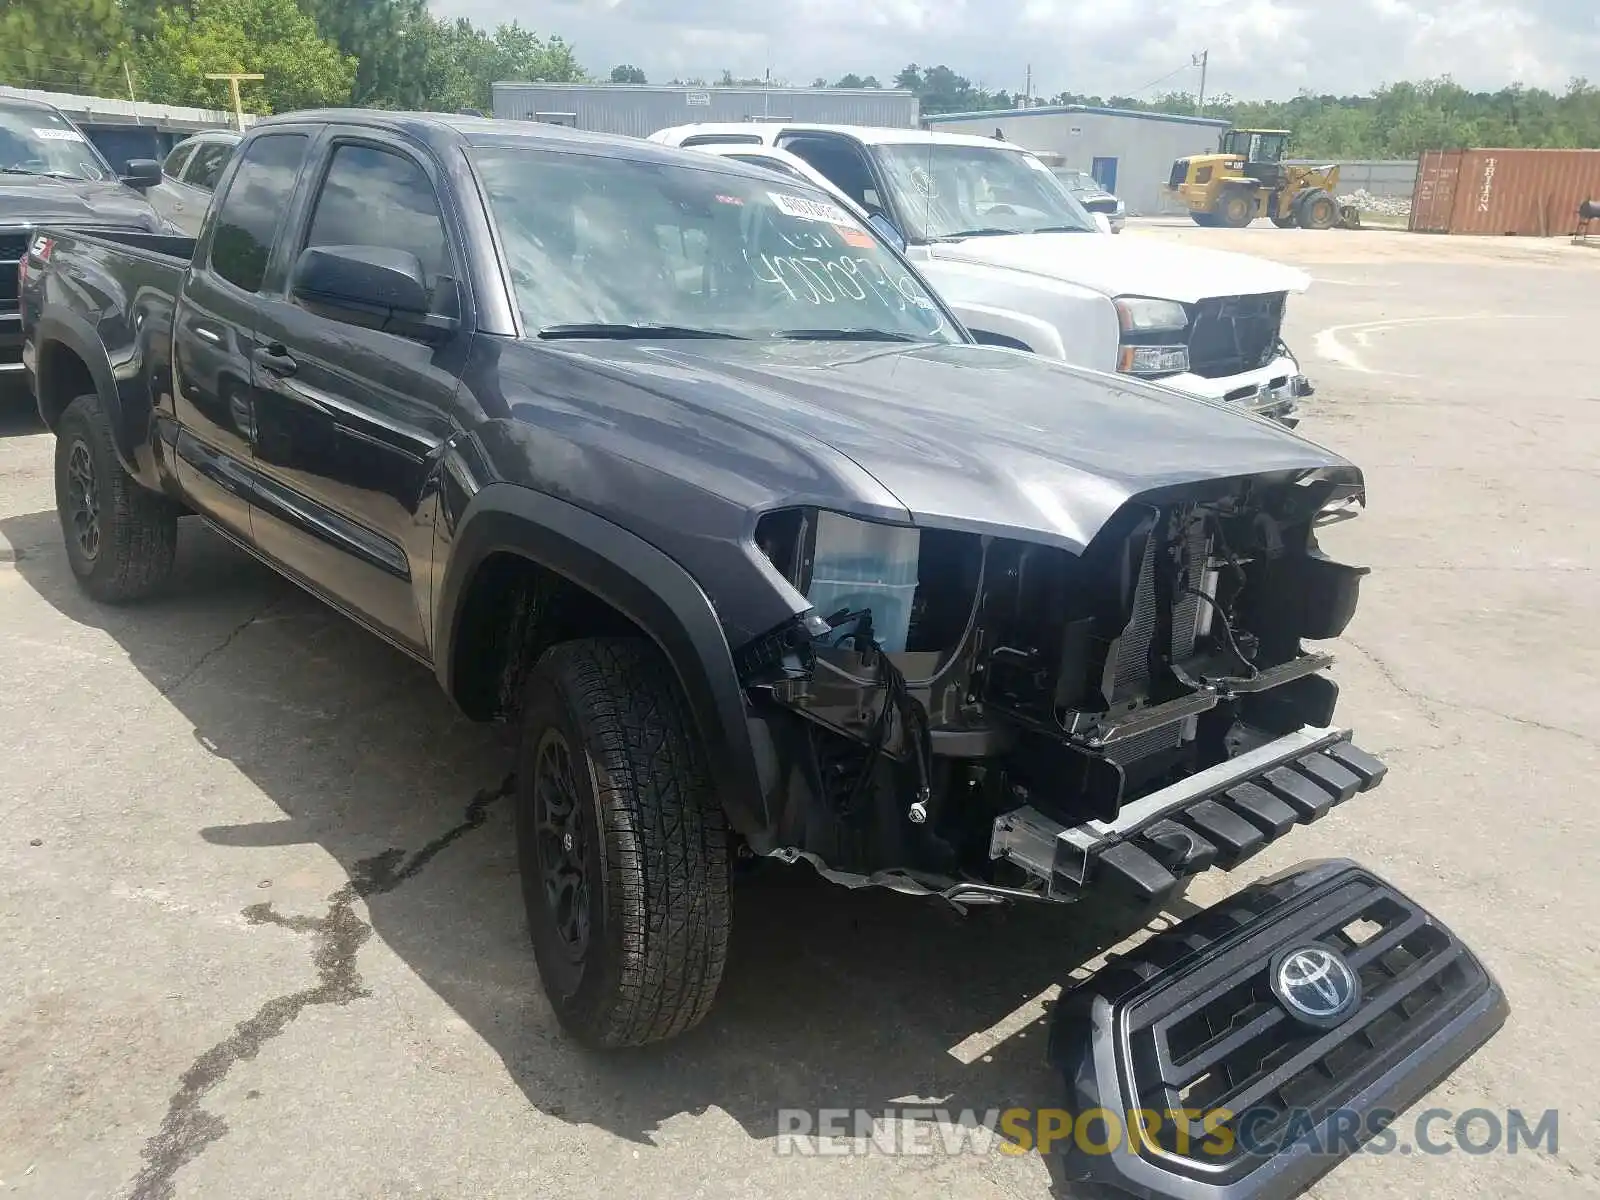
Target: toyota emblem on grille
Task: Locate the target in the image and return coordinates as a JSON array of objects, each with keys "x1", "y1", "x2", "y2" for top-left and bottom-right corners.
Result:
[{"x1": 1270, "y1": 944, "x2": 1361, "y2": 1027}]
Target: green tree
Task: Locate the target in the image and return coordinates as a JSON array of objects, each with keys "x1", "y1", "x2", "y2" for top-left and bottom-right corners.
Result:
[
  {"x1": 132, "y1": 0, "x2": 356, "y2": 114},
  {"x1": 0, "y1": 0, "x2": 131, "y2": 95},
  {"x1": 610, "y1": 64, "x2": 646, "y2": 84},
  {"x1": 296, "y1": 0, "x2": 428, "y2": 107}
]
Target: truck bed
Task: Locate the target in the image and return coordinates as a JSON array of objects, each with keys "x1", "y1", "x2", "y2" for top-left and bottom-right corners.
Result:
[{"x1": 41, "y1": 227, "x2": 197, "y2": 264}]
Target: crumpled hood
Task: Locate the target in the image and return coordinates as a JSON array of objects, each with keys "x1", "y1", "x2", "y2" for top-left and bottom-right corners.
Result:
[
  {"x1": 0, "y1": 176, "x2": 160, "y2": 229},
  {"x1": 525, "y1": 339, "x2": 1357, "y2": 555},
  {"x1": 926, "y1": 231, "x2": 1311, "y2": 303}
]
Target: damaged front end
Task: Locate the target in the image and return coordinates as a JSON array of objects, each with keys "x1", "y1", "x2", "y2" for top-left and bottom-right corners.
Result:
[{"x1": 735, "y1": 465, "x2": 1379, "y2": 909}]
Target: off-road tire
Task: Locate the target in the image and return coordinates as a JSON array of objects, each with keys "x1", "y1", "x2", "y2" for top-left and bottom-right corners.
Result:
[
  {"x1": 515, "y1": 636, "x2": 732, "y2": 1048},
  {"x1": 1270, "y1": 211, "x2": 1300, "y2": 229},
  {"x1": 53, "y1": 393, "x2": 178, "y2": 604},
  {"x1": 1188, "y1": 211, "x2": 1220, "y2": 227},
  {"x1": 1296, "y1": 188, "x2": 1339, "y2": 230},
  {"x1": 1216, "y1": 187, "x2": 1257, "y2": 228}
]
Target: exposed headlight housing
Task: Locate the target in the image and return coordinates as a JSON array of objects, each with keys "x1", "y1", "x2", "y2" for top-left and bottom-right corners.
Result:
[
  {"x1": 1113, "y1": 295, "x2": 1190, "y2": 377},
  {"x1": 1114, "y1": 296, "x2": 1188, "y2": 334}
]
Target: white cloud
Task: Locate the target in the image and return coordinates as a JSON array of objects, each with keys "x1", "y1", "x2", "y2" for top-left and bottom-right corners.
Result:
[{"x1": 431, "y1": 0, "x2": 1600, "y2": 100}]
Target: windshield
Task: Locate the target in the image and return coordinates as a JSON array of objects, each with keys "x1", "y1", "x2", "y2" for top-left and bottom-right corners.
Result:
[
  {"x1": 1054, "y1": 169, "x2": 1097, "y2": 192},
  {"x1": 471, "y1": 147, "x2": 956, "y2": 343},
  {"x1": 0, "y1": 103, "x2": 114, "y2": 181},
  {"x1": 872, "y1": 143, "x2": 1096, "y2": 241}
]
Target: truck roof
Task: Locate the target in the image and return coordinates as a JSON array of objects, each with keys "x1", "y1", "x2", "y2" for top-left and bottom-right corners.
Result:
[
  {"x1": 654, "y1": 121, "x2": 1030, "y2": 150},
  {"x1": 252, "y1": 107, "x2": 705, "y2": 163}
]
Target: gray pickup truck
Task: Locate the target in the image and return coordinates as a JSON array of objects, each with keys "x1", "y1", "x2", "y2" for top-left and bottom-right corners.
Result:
[{"x1": 20, "y1": 108, "x2": 1504, "y2": 1200}]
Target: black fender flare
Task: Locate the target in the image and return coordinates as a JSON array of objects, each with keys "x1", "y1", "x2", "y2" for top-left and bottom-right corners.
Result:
[
  {"x1": 33, "y1": 311, "x2": 139, "y2": 476},
  {"x1": 434, "y1": 482, "x2": 770, "y2": 839}
]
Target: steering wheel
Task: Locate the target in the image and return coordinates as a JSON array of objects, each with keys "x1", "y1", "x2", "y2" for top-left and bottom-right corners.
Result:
[{"x1": 985, "y1": 204, "x2": 1018, "y2": 216}]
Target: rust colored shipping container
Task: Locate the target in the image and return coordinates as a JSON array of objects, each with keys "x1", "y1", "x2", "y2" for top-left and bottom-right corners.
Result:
[{"x1": 1409, "y1": 147, "x2": 1600, "y2": 236}]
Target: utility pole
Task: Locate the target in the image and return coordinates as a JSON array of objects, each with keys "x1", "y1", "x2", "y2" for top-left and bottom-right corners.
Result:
[
  {"x1": 205, "y1": 72, "x2": 264, "y2": 131},
  {"x1": 1192, "y1": 50, "x2": 1208, "y2": 115},
  {"x1": 1024, "y1": 63, "x2": 1032, "y2": 107}
]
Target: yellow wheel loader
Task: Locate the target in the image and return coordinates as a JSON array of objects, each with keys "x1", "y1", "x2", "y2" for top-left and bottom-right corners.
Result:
[{"x1": 1167, "y1": 128, "x2": 1361, "y2": 229}]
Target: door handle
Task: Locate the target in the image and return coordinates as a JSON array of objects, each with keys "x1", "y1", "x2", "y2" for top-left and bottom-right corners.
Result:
[{"x1": 252, "y1": 345, "x2": 298, "y2": 377}]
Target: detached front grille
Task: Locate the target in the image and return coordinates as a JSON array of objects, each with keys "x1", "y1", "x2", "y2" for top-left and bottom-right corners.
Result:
[
  {"x1": 1047, "y1": 858, "x2": 1508, "y2": 1199},
  {"x1": 1187, "y1": 292, "x2": 1286, "y2": 379},
  {"x1": 1122, "y1": 870, "x2": 1495, "y2": 1176}
]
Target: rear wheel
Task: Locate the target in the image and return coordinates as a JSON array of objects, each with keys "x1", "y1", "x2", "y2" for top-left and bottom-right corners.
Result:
[
  {"x1": 1270, "y1": 211, "x2": 1300, "y2": 229},
  {"x1": 54, "y1": 393, "x2": 178, "y2": 604},
  {"x1": 1216, "y1": 187, "x2": 1257, "y2": 228},
  {"x1": 1297, "y1": 188, "x2": 1339, "y2": 230},
  {"x1": 515, "y1": 636, "x2": 732, "y2": 1048},
  {"x1": 1188, "y1": 211, "x2": 1220, "y2": 227}
]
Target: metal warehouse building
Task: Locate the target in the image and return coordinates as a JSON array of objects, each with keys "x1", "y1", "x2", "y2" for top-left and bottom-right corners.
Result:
[
  {"x1": 924, "y1": 104, "x2": 1230, "y2": 217},
  {"x1": 491, "y1": 82, "x2": 920, "y2": 139}
]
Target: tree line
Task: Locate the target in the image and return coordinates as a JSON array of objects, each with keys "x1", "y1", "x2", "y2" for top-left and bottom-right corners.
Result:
[
  {"x1": 3, "y1": 2, "x2": 1599, "y2": 159},
  {"x1": 0, "y1": 0, "x2": 583, "y2": 116},
  {"x1": 882, "y1": 67, "x2": 1600, "y2": 159}
]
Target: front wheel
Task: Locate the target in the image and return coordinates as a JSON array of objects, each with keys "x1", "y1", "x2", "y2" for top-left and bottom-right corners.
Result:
[
  {"x1": 1217, "y1": 187, "x2": 1257, "y2": 228},
  {"x1": 1297, "y1": 189, "x2": 1339, "y2": 230},
  {"x1": 515, "y1": 637, "x2": 732, "y2": 1048},
  {"x1": 54, "y1": 393, "x2": 178, "y2": 604}
]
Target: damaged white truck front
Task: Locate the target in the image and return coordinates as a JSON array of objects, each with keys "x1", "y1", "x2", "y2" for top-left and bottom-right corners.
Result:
[{"x1": 655, "y1": 123, "x2": 1316, "y2": 425}]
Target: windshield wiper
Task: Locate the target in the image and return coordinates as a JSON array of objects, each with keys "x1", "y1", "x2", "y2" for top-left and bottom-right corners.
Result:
[
  {"x1": 537, "y1": 322, "x2": 748, "y2": 340},
  {"x1": 775, "y1": 328, "x2": 924, "y2": 342},
  {"x1": 1029, "y1": 224, "x2": 1094, "y2": 233},
  {"x1": 929, "y1": 227, "x2": 1021, "y2": 242},
  {"x1": 0, "y1": 167, "x2": 80, "y2": 179}
]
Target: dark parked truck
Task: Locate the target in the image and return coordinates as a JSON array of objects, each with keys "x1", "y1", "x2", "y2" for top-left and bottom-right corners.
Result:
[
  {"x1": 1, "y1": 93, "x2": 166, "y2": 389},
  {"x1": 20, "y1": 110, "x2": 1506, "y2": 1199}
]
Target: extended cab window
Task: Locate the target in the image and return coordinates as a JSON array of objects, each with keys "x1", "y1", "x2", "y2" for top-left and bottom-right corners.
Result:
[
  {"x1": 303, "y1": 144, "x2": 450, "y2": 287},
  {"x1": 162, "y1": 143, "x2": 195, "y2": 180},
  {"x1": 183, "y1": 141, "x2": 234, "y2": 193},
  {"x1": 207, "y1": 133, "x2": 310, "y2": 293}
]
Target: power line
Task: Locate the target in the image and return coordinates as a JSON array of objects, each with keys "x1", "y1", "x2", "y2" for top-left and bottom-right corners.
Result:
[{"x1": 1131, "y1": 62, "x2": 1195, "y2": 95}]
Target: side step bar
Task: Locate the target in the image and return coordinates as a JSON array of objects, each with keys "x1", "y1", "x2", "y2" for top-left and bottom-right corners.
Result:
[
  {"x1": 990, "y1": 726, "x2": 1385, "y2": 905},
  {"x1": 1045, "y1": 858, "x2": 1510, "y2": 1199}
]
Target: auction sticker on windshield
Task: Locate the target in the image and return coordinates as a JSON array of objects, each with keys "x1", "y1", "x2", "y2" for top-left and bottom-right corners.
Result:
[
  {"x1": 769, "y1": 192, "x2": 858, "y2": 226},
  {"x1": 34, "y1": 128, "x2": 86, "y2": 142}
]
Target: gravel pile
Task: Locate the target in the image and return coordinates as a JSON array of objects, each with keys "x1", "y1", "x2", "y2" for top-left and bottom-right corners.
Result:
[{"x1": 1337, "y1": 188, "x2": 1412, "y2": 218}]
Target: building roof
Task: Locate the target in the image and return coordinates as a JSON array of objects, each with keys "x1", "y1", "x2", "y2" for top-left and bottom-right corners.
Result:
[
  {"x1": 492, "y1": 81, "x2": 916, "y2": 98},
  {"x1": 925, "y1": 103, "x2": 1231, "y2": 128},
  {"x1": 0, "y1": 84, "x2": 247, "y2": 132}
]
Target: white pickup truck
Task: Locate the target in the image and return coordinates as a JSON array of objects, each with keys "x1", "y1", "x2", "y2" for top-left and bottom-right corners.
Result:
[{"x1": 650, "y1": 123, "x2": 1315, "y2": 424}]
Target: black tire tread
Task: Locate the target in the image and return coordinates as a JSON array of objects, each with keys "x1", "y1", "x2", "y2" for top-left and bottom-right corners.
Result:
[
  {"x1": 532, "y1": 637, "x2": 731, "y2": 1047},
  {"x1": 55, "y1": 393, "x2": 177, "y2": 604}
]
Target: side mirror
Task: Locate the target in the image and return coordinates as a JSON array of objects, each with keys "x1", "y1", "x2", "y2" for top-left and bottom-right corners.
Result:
[
  {"x1": 866, "y1": 212, "x2": 906, "y2": 253},
  {"x1": 122, "y1": 158, "x2": 162, "y2": 190},
  {"x1": 1092, "y1": 212, "x2": 1113, "y2": 235},
  {"x1": 291, "y1": 245, "x2": 459, "y2": 343}
]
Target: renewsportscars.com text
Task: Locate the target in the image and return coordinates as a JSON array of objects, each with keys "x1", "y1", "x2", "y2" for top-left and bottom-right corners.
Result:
[{"x1": 773, "y1": 1106, "x2": 1559, "y2": 1159}]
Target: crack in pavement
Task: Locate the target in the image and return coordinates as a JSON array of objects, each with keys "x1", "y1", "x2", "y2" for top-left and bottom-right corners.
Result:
[
  {"x1": 1343, "y1": 637, "x2": 1444, "y2": 729},
  {"x1": 126, "y1": 773, "x2": 516, "y2": 1200},
  {"x1": 1344, "y1": 638, "x2": 1600, "y2": 750},
  {"x1": 159, "y1": 600, "x2": 282, "y2": 699}
]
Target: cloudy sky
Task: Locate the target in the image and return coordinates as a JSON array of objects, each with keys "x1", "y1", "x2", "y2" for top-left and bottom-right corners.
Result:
[{"x1": 431, "y1": 0, "x2": 1599, "y2": 102}]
